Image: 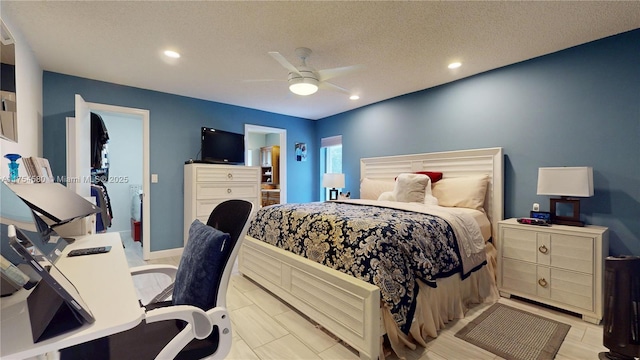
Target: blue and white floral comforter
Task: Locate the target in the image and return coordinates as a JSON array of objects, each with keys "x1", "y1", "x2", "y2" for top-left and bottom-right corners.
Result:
[{"x1": 246, "y1": 199, "x2": 487, "y2": 333}]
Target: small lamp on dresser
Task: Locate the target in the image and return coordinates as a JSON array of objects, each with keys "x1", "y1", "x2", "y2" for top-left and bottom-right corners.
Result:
[
  {"x1": 536, "y1": 166, "x2": 594, "y2": 226},
  {"x1": 323, "y1": 173, "x2": 344, "y2": 201}
]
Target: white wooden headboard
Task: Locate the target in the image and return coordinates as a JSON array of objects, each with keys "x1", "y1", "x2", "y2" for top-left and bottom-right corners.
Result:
[{"x1": 360, "y1": 147, "x2": 504, "y2": 240}]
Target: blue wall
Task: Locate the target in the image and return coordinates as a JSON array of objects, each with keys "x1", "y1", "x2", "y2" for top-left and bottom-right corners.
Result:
[
  {"x1": 42, "y1": 75, "x2": 316, "y2": 251},
  {"x1": 43, "y1": 29, "x2": 639, "y2": 256},
  {"x1": 317, "y1": 29, "x2": 640, "y2": 256}
]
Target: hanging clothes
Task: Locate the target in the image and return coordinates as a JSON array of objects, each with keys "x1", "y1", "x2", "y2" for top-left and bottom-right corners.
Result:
[
  {"x1": 91, "y1": 181, "x2": 113, "y2": 232},
  {"x1": 91, "y1": 112, "x2": 109, "y2": 170}
]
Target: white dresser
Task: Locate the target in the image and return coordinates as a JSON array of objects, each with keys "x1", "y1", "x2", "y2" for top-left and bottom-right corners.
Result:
[
  {"x1": 497, "y1": 218, "x2": 609, "y2": 324},
  {"x1": 184, "y1": 163, "x2": 260, "y2": 245}
]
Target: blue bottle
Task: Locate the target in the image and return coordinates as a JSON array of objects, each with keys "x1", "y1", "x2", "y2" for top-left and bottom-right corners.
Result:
[{"x1": 4, "y1": 154, "x2": 21, "y2": 182}]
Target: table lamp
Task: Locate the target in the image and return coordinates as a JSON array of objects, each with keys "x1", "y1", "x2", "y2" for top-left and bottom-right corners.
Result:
[
  {"x1": 322, "y1": 173, "x2": 344, "y2": 201},
  {"x1": 536, "y1": 167, "x2": 593, "y2": 226}
]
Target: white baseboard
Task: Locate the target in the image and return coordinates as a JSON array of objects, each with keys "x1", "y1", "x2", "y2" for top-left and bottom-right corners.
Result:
[{"x1": 146, "y1": 247, "x2": 183, "y2": 260}]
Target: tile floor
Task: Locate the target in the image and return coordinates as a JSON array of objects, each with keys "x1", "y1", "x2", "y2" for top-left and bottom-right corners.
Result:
[{"x1": 121, "y1": 232, "x2": 610, "y2": 359}]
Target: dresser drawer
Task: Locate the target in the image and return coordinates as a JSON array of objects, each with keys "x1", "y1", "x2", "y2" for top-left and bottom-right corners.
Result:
[
  {"x1": 196, "y1": 183, "x2": 258, "y2": 200},
  {"x1": 195, "y1": 197, "x2": 258, "y2": 218},
  {"x1": 196, "y1": 167, "x2": 259, "y2": 182}
]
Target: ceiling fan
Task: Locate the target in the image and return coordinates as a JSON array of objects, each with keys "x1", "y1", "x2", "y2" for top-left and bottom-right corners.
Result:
[{"x1": 265, "y1": 47, "x2": 363, "y2": 96}]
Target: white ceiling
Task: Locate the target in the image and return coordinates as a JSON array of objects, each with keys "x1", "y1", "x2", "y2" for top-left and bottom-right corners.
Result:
[{"x1": 2, "y1": 1, "x2": 639, "y2": 120}]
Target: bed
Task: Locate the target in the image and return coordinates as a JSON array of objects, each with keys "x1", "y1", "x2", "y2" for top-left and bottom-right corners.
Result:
[{"x1": 238, "y1": 147, "x2": 503, "y2": 359}]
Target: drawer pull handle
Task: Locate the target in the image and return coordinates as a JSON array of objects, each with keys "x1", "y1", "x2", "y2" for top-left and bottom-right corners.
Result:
[
  {"x1": 538, "y1": 245, "x2": 548, "y2": 254},
  {"x1": 227, "y1": 173, "x2": 233, "y2": 179},
  {"x1": 227, "y1": 188, "x2": 232, "y2": 194},
  {"x1": 538, "y1": 278, "x2": 548, "y2": 287}
]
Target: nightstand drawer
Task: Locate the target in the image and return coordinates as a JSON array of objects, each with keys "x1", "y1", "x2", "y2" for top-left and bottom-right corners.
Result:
[
  {"x1": 501, "y1": 228, "x2": 538, "y2": 262},
  {"x1": 550, "y1": 268, "x2": 593, "y2": 311},
  {"x1": 501, "y1": 227, "x2": 594, "y2": 273},
  {"x1": 550, "y1": 233, "x2": 593, "y2": 274},
  {"x1": 501, "y1": 258, "x2": 537, "y2": 296},
  {"x1": 502, "y1": 260, "x2": 593, "y2": 311}
]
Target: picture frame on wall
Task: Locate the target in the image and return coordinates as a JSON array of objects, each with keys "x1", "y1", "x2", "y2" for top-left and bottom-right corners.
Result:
[{"x1": 295, "y1": 143, "x2": 307, "y2": 162}]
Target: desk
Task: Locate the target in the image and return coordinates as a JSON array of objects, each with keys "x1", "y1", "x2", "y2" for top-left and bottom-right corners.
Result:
[{"x1": 1, "y1": 233, "x2": 145, "y2": 359}]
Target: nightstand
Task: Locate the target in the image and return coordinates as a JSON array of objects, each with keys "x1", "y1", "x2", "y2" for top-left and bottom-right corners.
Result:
[{"x1": 497, "y1": 218, "x2": 609, "y2": 324}]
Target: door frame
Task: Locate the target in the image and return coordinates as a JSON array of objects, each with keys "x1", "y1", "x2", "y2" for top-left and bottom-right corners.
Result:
[
  {"x1": 86, "y1": 102, "x2": 151, "y2": 260},
  {"x1": 244, "y1": 124, "x2": 287, "y2": 204}
]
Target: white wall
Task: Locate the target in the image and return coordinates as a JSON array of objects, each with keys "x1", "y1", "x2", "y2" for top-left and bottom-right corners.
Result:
[{"x1": 0, "y1": 12, "x2": 43, "y2": 179}]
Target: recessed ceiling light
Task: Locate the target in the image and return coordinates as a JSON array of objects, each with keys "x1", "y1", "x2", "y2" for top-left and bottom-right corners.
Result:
[
  {"x1": 164, "y1": 50, "x2": 181, "y2": 59},
  {"x1": 448, "y1": 62, "x2": 462, "y2": 69},
  {"x1": 350, "y1": 95, "x2": 360, "y2": 100}
]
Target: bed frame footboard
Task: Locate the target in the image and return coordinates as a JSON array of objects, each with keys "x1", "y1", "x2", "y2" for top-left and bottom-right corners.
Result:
[{"x1": 239, "y1": 235, "x2": 381, "y2": 360}]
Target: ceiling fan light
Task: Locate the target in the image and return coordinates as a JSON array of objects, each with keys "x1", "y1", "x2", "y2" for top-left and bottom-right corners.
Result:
[{"x1": 289, "y1": 78, "x2": 319, "y2": 96}]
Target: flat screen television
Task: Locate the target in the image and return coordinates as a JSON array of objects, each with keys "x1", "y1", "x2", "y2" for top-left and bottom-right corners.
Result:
[{"x1": 201, "y1": 127, "x2": 245, "y2": 165}]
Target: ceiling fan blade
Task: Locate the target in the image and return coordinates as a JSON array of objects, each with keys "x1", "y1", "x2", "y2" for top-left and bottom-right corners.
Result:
[
  {"x1": 242, "y1": 79, "x2": 286, "y2": 83},
  {"x1": 317, "y1": 65, "x2": 364, "y2": 82},
  {"x1": 319, "y1": 81, "x2": 350, "y2": 95},
  {"x1": 268, "y1": 51, "x2": 301, "y2": 75}
]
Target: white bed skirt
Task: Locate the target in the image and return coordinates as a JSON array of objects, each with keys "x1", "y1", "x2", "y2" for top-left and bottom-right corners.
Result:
[
  {"x1": 386, "y1": 242, "x2": 499, "y2": 358},
  {"x1": 239, "y1": 236, "x2": 499, "y2": 360}
]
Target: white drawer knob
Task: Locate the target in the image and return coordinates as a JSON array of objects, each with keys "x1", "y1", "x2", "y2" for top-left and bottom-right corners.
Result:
[
  {"x1": 538, "y1": 278, "x2": 548, "y2": 287},
  {"x1": 227, "y1": 173, "x2": 233, "y2": 179},
  {"x1": 227, "y1": 188, "x2": 232, "y2": 194},
  {"x1": 538, "y1": 245, "x2": 548, "y2": 254}
]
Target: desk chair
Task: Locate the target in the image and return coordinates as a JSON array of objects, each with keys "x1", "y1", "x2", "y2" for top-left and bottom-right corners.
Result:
[{"x1": 60, "y1": 199, "x2": 254, "y2": 360}]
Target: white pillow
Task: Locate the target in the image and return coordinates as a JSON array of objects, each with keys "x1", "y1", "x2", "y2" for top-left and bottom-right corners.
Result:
[
  {"x1": 393, "y1": 173, "x2": 430, "y2": 203},
  {"x1": 432, "y1": 175, "x2": 489, "y2": 211},
  {"x1": 377, "y1": 191, "x2": 396, "y2": 201},
  {"x1": 360, "y1": 178, "x2": 395, "y2": 200},
  {"x1": 423, "y1": 181, "x2": 439, "y2": 206}
]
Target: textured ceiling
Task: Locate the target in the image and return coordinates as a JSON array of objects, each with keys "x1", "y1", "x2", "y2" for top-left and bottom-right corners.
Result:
[{"x1": 2, "y1": 1, "x2": 639, "y2": 120}]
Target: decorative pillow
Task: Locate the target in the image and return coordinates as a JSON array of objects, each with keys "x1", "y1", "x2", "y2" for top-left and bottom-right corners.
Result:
[
  {"x1": 394, "y1": 171, "x2": 443, "y2": 183},
  {"x1": 392, "y1": 173, "x2": 430, "y2": 203},
  {"x1": 173, "y1": 219, "x2": 231, "y2": 310},
  {"x1": 431, "y1": 175, "x2": 489, "y2": 211},
  {"x1": 415, "y1": 171, "x2": 443, "y2": 183},
  {"x1": 423, "y1": 179, "x2": 439, "y2": 206},
  {"x1": 377, "y1": 191, "x2": 396, "y2": 201},
  {"x1": 360, "y1": 178, "x2": 396, "y2": 200}
]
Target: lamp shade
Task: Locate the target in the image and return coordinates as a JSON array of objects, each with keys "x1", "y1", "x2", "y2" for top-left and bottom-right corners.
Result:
[
  {"x1": 322, "y1": 173, "x2": 345, "y2": 188},
  {"x1": 537, "y1": 167, "x2": 594, "y2": 197}
]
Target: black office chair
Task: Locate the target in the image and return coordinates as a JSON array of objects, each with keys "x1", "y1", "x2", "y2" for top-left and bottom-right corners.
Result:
[{"x1": 60, "y1": 199, "x2": 254, "y2": 360}]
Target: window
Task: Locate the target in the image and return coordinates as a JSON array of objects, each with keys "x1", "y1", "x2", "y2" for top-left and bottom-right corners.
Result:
[{"x1": 321, "y1": 135, "x2": 342, "y2": 200}]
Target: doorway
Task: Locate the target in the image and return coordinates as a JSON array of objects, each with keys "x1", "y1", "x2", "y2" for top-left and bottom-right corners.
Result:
[
  {"x1": 91, "y1": 109, "x2": 143, "y2": 256},
  {"x1": 89, "y1": 103, "x2": 150, "y2": 260},
  {"x1": 69, "y1": 96, "x2": 151, "y2": 260},
  {"x1": 244, "y1": 124, "x2": 287, "y2": 204}
]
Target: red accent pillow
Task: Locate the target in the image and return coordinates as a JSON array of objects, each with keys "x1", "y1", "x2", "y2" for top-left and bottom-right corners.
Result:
[
  {"x1": 394, "y1": 171, "x2": 443, "y2": 183},
  {"x1": 414, "y1": 171, "x2": 443, "y2": 183}
]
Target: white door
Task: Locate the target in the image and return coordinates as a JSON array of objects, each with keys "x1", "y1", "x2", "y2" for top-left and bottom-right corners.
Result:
[{"x1": 69, "y1": 94, "x2": 91, "y2": 198}]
